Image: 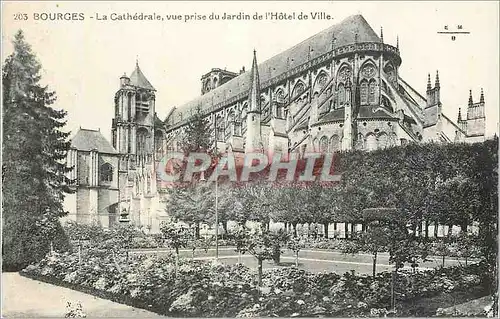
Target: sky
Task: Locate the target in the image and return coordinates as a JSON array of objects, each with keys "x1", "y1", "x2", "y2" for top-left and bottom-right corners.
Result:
[{"x1": 2, "y1": 1, "x2": 499, "y2": 142}]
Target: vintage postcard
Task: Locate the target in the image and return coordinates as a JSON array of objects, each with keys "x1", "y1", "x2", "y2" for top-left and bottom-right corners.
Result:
[{"x1": 2, "y1": 1, "x2": 499, "y2": 318}]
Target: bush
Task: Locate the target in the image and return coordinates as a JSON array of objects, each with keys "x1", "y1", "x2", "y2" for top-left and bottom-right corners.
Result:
[{"x1": 22, "y1": 248, "x2": 486, "y2": 317}]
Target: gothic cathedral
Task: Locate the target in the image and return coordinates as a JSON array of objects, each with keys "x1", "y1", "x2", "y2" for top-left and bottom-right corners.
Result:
[{"x1": 63, "y1": 14, "x2": 486, "y2": 231}]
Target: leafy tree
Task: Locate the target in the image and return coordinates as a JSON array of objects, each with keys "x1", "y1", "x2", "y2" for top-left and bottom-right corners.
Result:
[
  {"x1": 179, "y1": 104, "x2": 213, "y2": 155},
  {"x1": 269, "y1": 229, "x2": 290, "y2": 265},
  {"x1": 246, "y1": 229, "x2": 276, "y2": 286},
  {"x1": 160, "y1": 222, "x2": 188, "y2": 273},
  {"x1": 165, "y1": 183, "x2": 213, "y2": 239},
  {"x1": 287, "y1": 236, "x2": 306, "y2": 267},
  {"x1": 2, "y1": 30, "x2": 73, "y2": 271},
  {"x1": 344, "y1": 226, "x2": 389, "y2": 277},
  {"x1": 233, "y1": 225, "x2": 249, "y2": 264}
]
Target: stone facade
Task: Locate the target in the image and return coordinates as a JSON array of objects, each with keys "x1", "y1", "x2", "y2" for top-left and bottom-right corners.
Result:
[{"x1": 64, "y1": 14, "x2": 486, "y2": 231}]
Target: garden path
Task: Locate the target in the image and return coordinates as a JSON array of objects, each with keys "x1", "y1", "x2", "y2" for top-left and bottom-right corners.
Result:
[{"x1": 2, "y1": 272, "x2": 166, "y2": 318}]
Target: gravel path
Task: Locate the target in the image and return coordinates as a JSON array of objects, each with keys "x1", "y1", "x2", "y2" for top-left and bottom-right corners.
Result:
[{"x1": 2, "y1": 272, "x2": 166, "y2": 318}]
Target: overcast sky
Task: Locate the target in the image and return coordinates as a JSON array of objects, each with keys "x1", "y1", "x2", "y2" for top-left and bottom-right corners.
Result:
[{"x1": 2, "y1": 1, "x2": 499, "y2": 141}]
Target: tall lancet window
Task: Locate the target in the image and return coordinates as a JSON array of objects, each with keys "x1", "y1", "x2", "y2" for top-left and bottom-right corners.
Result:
[
  {"x1": 155, "y1": 130, "x2": 163, "y2": 158},
  {"x1": 360, "y1": 80, "x2": 368, "y2": 105},
  {"x1": 234, "y1": 120, "x2": 242, "y2": 136},
  {"x1": 100, "y1": 163, "x2": 113, "y2": 183},
  {"x1": 216, "y1": 115, "x2": 224, "y2": 142},
  {"x1": 319, "y1": 136, "x2": 329, "y2": 153},
  {"x1": 137, "y1": 127, "x2": 149, "y2": 155},
  {"x1": 226, "y1": 110, "x2": 235, "y2": 138},
  {"x1": 337, "y1": 84, "x2": 345, "y2": 106},
  {"x1": 368, "y1": 80, "x2": 377, "y2": 104}
]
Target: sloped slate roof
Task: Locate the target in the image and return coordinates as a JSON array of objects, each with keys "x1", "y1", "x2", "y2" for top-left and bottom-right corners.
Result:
[
  {"x1": 357, "y1": 105, "x2": 394, "y2": 119},
  {"x1": 130, "y1": 63, "x2": 155, "y2": 91},
  {"x1": 169, "y1": 14, "x2": 381, "y2": 124},
  {"x1": 71, "y1": 128, "x2": 118, "y2": 154},
  {"x1": 318, "y1": 108, "x2": 345, "y2": 123}
]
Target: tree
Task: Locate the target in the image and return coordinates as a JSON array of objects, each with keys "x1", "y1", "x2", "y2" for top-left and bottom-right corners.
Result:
[
  {"x1": 269, "y1": 229, "x2": 290, "y2": 265},
  {"x1": 246, "y1": 229, "x2": 276, "y2": 286},
  {"x1": 160, "y1": 222, "x2": 188, "y2": 274},
  {"x1": 287, "y1": 236, "x2": 305, "y2": 267},
  {"x1": 233, "y1": 225, "x2": 249, "y2": 264},
  {"x1": 179, "y1": 104, "x2": 213, "y2": 155},
  {"x1": 2, "y1": 30, "x2": 73, "y2": 271},
  {"x1": 165, "y1": 183, "x2": 214, "y2": 239}
]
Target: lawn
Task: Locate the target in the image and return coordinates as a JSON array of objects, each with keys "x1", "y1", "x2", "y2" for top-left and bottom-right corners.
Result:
[{"x1": 129, "y1": 247, "x2": 472, "y2": 275}]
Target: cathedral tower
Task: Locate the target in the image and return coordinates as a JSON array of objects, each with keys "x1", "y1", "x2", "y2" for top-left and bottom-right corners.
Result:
[
  {"x1": 245, "y1": 50, "x2": 263, "y2": 153},
  {"x1": 112, "y1": 61, "x2": 156, "y2": 156}
]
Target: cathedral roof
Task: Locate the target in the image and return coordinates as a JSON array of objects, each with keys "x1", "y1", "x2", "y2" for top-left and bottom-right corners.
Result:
[
  {"x1": 130, "y1": 62, "x2": 155, "y2": 91},
  {"x1": 71, "y1": 128, "x2": 118, "y2": 154},
  {"x1": 169, "y1": 14, "x2": 381, "y2": 124}
]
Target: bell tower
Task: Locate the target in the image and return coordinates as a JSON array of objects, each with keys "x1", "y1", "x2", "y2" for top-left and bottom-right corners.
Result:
[{"x1": 112, "y1": 61, "x2": 156, "y2": 156}]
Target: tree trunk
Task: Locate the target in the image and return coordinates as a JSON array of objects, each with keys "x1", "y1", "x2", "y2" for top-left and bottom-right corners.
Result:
[
  {"x1": 434, "y1": 221, "x2": 439, "y2": 238},
  {"x1": 460, "y1": 220, "x2": 468, "y2": 234},
  {"x1": 333, "y1": 222, "x2": 338, "y2": 238},
  {"x1": 372, "y1": 252, "x2": 377, "y2": 277},
  {"x1": 424, "y1": 221, "x2": 429, "y2": 238},
  {"x1": 447, "y1": 223, "x2": 453, "y2": 238},
  {"x1": 350, "y1": 223, "x2": 355, "y2": 235},
  {"x1": 295, "y1": 251, "x2": 299, "y2": 267},
  {"x1": 195, "y1": 223, "x2": 200, "y2": 239},
  {"x1": 257, "y1": 258, "x2": 263, "y2": 286},
  {"x1": 344, "y1": 223, "x2": 349, "y2": 239},
  {"x1": 292, "y1": 223, "x2": 298, "y2": 237},
  {"x1": 323, "y1": 222, "x2": 329, "y2": 239},
  {"x1": 442, "y1": 255, "x2": 445, "y2": 268},
  {"x1": 273, "y1": 246, "x2": 281, "y2": 265},
  {"x1": 222, "y1": 220, "x2": 228, "y2": 235}
]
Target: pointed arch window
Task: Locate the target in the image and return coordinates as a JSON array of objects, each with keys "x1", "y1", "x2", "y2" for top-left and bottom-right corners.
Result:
[
  {"x1": 366, "y1": 134, "x2": 377, "y2": 151},
  {"x1": 360, "y1": 80, "x2": 369, "y2": 105},
  {"x1": 155, "y1": 130, "x2": 164, "y2": 158},
  {"x1": 226, "y1": 111, "x2": 235, "y2": 138},
  {"x1": 378, "y1": 133, "x2": 388, "y2": 149},
  {"x1": 355, "y1": 133, "x2": 364, "y2": 150},
  {"x1": 368, "y1": 80, "x2": 377, "y2": 105},
  {"x1": 319, "y1": 136, "x2": 329, "y2": 153},
  {"x1": 292, "y1": 82, "x2": 305, "y2": 99},
  {"x1": 337, "y1": 84, "x2": 346, "y2": 106},
  {"x1": 137, "y1": 127, "x2": 149, "y2": 155},
  {"x1": 100, "y1": 163, "x2": 113, "y2": 183},
  {"x1": 216, "y1": 115, "x2": 224, "y2": 142},
  {"x1": 330, "y1": 135, "x2": 340, "y2": 152}
]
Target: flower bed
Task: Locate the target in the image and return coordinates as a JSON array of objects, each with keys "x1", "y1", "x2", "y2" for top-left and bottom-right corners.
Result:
[{"x1": 21, "y1": 250, "x2": 486, "y2": 317}]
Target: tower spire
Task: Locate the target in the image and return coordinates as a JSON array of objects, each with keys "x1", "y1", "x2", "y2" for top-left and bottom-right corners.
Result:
[
  {"x1": 248, "y1": 49, "x2": 261, "y2": 113},
  {"x1": 480, "y1": 88, "x2": 484, "y2": 103},
  {"x1": 136, "y1": 55, "x2": 139, "y2": 68},
  {"x1": 396, "y1": 35, "x2": 399, "y2": 49},
  {"x1": 427, "y1": 73, "x2": 432, "y2": 91},
  {"x1": 458, "y1": 108, "x2": 462, "y2": 122},
  {"x1": 380, "y1": 27, "x2": 384, "y2": 42},
  {"x1": 468, "y1": 89, "x2": 473, "y2": 106},
  {"x1": 435, "y1": 70, "x2": 440, "y2": 88}
]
